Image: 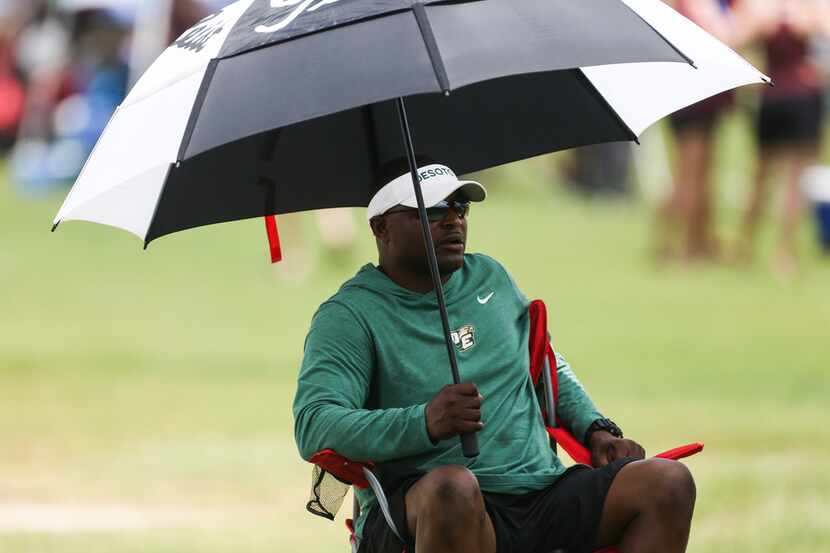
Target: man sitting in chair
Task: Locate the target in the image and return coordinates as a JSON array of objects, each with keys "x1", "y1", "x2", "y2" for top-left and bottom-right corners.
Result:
[{"x1": 293, "y1": 157, "x2": 696, "y2": 553}]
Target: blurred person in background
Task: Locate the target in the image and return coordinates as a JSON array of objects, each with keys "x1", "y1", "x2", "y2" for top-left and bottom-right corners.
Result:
[
  {"x1": 563, "y1": 141, "x2": 634, "y2": 200},
  {"x1": 171, "y1": 0, "x2": 211, "y2": 38},
  {"x1": 7, "y1": 0, "x2": 69, "y2": 148},
  {"x1": 734, "y1": 0, "x2": 830, "y2": 278},
  {"x1": 272, "y1": 207, "x2": 359, "y2": 284},
  {"x1": 0, "y1": 0, "x2": 32, "y2": 148},
  {"x1": 807, "y1": 4, "x2": 830, "y2": 255},
  {"x1": 10, "y1": 0, "x2": 210, "y2": 192},
  {"x1": 10, "y1": 4, "x2": 129, "y2": 191},
  {"x1": 315, "y1": 208, "x2": 358, "y2": 254},
  {"x1": 655, "y1": 0, "x2": 760, "y2": 262},
  {"x1": 130, "y1": 0, "x2": 210, "y2": 84}
]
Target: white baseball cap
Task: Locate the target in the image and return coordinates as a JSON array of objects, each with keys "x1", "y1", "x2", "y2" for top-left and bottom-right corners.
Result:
[{"x1": 367, "y1": 163, "x2": 487, "y2": 221}]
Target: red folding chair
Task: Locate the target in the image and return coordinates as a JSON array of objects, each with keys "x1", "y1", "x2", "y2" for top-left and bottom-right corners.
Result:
[{"x1": 306, "y1": 299, "x2": 703, "y2": 553}]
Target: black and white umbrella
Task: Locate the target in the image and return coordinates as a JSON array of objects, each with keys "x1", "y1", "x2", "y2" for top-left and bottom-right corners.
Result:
[
  {"x1": 53, "y1": 0, "x2": 767, "y2": 244},
  {"x1": 53, "y1": 0, "x2": 767, "y2": 456}
]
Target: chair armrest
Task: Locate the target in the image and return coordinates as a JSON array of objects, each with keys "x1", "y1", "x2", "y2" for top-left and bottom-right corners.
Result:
[
  {"x1": 548, "y1": 427, "x2": 592, "y2": 465},
  {"x1": 309, "y1": 449, "x2": 375, "y2": 490},
  {"x1": 547, "y1": 427, "x2": 704, "y2": 466},
  {"x1": 654, "y1": 442, "x2": 704, "y2": 460},
  {"x1": 310, "y1": 450, "x2": 403, "y2": 542}
]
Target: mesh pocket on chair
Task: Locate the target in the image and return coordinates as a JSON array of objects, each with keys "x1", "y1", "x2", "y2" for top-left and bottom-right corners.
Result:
[{"x1": 306, "y1": 465, "x2": 351, "y2": 520}]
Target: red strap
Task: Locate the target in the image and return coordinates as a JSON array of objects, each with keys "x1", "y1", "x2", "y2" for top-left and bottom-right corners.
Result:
[{"x1": 264, "y1": 215, "x2": 282, "y2": 263}]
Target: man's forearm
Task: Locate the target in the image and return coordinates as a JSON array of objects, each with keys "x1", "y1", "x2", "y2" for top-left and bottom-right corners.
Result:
[
  {"x1": 554, "y1": 354, "x2": 604, "y2": 443},
  {"x1": 294, "y1": 400, "x2": 437, "y2": 462}
]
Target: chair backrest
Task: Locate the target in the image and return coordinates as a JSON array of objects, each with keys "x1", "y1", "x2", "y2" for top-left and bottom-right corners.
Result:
[{"x1": 529, "y1": 299, "x2": 595, "y2": 464}]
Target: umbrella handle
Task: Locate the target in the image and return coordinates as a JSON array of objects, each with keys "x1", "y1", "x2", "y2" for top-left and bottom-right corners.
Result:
[
  {"x1": 396, "y1": 97, "x2": 479, "y2": 458},
  {"x1": 460, "y1": 432, "x2": 479, "y2": 458}
]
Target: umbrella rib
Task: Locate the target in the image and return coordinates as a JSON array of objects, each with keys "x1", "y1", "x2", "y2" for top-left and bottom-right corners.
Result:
[
  {"x1": 620, "y1": 3, "x2": 696, "y2": 68},
  {"x1": 143, "y1": 164, "x2": 175, "y2": 249},
  {"x1": 53, "y1": 105, "x2": 123, "y2": 231},
  {"x1": 143, "y1": 59, "x2": 218, "y2": 249},
  {"x1": 412, "y1": 2, "x2": 450, "y2": 93},
  {"x1": 177, "y1": 59, "x2": 219, "y2": 162},
  {"x1": 574, "y1": 68, "x2": 639, "y2": 145}
]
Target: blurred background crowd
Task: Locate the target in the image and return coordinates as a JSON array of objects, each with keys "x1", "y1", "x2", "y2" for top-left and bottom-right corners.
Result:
[
  {"x1": 654, "y1": 0, "x2": 830, "y2": 279},
  {"x1": 0, "y1": 0, "x2": 829, "y2": 279},
  {"x1": 0, "y1": 0, "x2": 227, "y2": 184},
  {"x1": 566, "y1": 0, "x2": 830, "y2": 281}
]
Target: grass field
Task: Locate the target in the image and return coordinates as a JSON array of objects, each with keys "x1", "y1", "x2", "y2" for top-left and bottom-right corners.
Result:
[{"x1": 1, "y1": 120, "x2": 829, "y2": 552}]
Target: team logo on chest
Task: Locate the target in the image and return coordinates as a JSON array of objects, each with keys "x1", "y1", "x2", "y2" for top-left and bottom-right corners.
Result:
[{"x1": 451, "y1": 325, "x2": 477, "y2": 352}]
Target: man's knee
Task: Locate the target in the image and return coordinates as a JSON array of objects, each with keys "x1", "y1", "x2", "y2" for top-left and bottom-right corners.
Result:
[
  {"x1": 414, "y1": 465, "x2": 485, "y2": 519},
  {"x1": 639, "y1": 458, "x2": 696, "y2": 512},
  {"x1": 406, "y1": 466, "x2": 495, "y2": 550}
]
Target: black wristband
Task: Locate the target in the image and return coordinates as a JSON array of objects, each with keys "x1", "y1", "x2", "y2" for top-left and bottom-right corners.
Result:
[{"x1": 584, "y1": 418, "x2": 623, "y2": 444}]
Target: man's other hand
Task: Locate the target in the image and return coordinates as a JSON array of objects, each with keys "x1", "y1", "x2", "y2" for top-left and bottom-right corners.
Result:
[
  {"x1": 589, "y1": 432, "x2": 646, "y2": 467},
  {"x1": 425, "y1": 382, "x2": 483, "y2": 443}
]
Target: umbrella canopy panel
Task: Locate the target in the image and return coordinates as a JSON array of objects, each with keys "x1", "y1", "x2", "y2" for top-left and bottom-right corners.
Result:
[
  {"x1": 183, "y1": 10, "x2": 441, "y2": 158},
  {"x1": 216, "y1": 0, "x2": 442, "y2": 56},
  {"x1": 147, "y1": 68, "x2": 644, "y2": 243},
  {"x1": 183, "y1": 0, "x2": 688, "y2": 159},
  {"x1": 423, "y1": 0, "x2": 691, "y2": 91}
]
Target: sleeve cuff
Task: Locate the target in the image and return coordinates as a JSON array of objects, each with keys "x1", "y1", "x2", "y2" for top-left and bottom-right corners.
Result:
[
  {"x1": 413, "y1": 402, "x2": 441, "y2": 453},
  {"x1": 573, "y1": 413, "x2": 604, "y2": 445}
]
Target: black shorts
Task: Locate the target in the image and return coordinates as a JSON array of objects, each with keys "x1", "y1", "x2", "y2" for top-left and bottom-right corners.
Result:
[
  {"x1": 758, "y1": 92, "x2": 824, "y2": 148},
  {"x1": 357, "y1": 458, "x2": 637, "y2": 553}
]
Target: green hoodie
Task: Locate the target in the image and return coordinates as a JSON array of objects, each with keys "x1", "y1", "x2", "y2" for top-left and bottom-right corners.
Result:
[{"x1": 294, "y1": 253, "x2": 603, "y2": 536}]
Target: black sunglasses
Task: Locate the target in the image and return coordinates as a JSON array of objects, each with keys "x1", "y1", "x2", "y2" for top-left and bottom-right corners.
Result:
[{"x1": 384, "y1": 200, "x2": 471, "y2": 222}]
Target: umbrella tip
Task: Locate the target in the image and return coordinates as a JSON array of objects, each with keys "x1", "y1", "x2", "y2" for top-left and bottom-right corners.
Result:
[
  {"x1": 51, "y1": 221, "x2": 60, "y2": 232},
  {"x1": 765, "y1": 77, "x2": 775, "y2": 87}
]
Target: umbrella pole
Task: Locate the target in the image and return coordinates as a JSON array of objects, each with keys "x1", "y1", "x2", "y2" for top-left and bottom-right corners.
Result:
[{"x1": 395, "y1": 97, "x2": 479, "y2": 458}]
